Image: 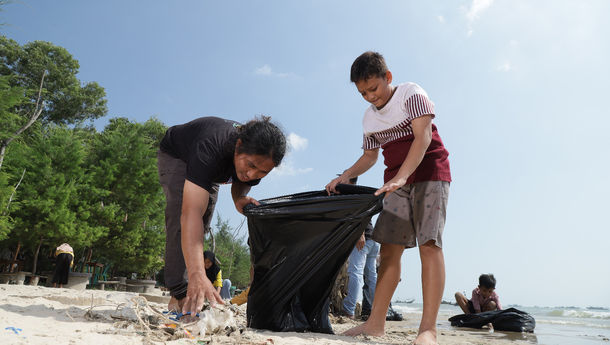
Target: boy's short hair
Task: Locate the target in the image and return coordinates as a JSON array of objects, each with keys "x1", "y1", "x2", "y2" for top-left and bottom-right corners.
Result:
[
  {"x1": 350, "y1": 51, "x2": 389, "y2": 83},
  {"x1": 479, "y1": 274, "x2": 497, "y2": 289}
]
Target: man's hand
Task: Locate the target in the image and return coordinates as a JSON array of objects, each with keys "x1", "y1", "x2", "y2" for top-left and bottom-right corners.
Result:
[
  {"x1": 182, "y1": 270, "x2": 224, "y2": 317},
  {"x1": 356, "y1": 233, "x2": 366, "y2": 251},
  {"x1": 374, "y1": 176, "x2": 407, "y2": 196},
  {"x1": 234, "y1": 196, "x2": 260, "y2": 214}
]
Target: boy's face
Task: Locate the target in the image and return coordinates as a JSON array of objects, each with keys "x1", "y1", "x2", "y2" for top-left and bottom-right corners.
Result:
[
  {"x1": 355, "y1": 71, "x2": 394, "y2": 109},
  {"x1": 479, "y1": 286, "x2": 495, "y2": 299}
]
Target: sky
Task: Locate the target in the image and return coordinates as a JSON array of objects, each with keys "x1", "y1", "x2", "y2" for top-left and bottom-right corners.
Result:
[{"x1": 2, "y1": 0, "x2": 609, "y2": 308}]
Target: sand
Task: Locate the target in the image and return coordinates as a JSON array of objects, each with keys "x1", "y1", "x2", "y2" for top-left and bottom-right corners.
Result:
[{"x1": 0, "y1": 285, "x2": 534, "y2": 345}]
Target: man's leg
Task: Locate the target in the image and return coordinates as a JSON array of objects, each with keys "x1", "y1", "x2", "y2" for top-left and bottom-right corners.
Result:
[
  {"x1": 343, "y1": 245, "x2": 366, "y2": 317},
  {"x1": 343, "y1": 243, "x2": 403, "y2": 336},
  {"x1": 157, "y1": 151, "x2": 188, "y2": 309},
  {"x1": 415, "y1": 240, "x2": 445, "y2": 345},
  {"x1": 362, "y1": 239, "x2": 380, "y2": 306}
]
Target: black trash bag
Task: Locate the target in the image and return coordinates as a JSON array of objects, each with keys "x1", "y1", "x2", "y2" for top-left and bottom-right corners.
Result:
[
  {"x1": 449, "y1": 307, "x2": 536, "y2": 332},
  {"x1": 243, "y1": 184, "x2": 384, "y2": 333}
]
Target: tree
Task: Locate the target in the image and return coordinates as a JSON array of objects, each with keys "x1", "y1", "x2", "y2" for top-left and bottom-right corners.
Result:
[
  {"x1": 87, "y1": 117, "x2": 167, "y2": 276},
  {"x1": 5, "y1": 125, "x2": 107, "y2": 274},
  {"x1": 209, "y1": 215, "x2": 251, "y2": 288}
]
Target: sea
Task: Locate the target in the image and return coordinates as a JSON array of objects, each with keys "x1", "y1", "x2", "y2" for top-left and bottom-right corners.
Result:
[{"x1": 392, "y1": 302, "x2": 610, "y2": 345}]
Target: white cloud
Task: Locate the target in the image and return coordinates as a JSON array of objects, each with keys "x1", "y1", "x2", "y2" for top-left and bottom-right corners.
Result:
[
  {"x1": 497, "y1": 62, "x2": 512, "y2": 72},
  {"x1": 463, "y1": 0, "x2": 494, "y2": 36},
  {"x1": 271, "y1": 161, "x2": 313, "y2": 176},
  {"x1": 287, "y1": 132, "x2": 308, "y2": 151},
  {"x1": 253, "y1": 64, "x2": 296, "y2": 78},
  {"x1": 437, "y1": 15, "x2": 445, "y2": 23},
  {"x1": 254, "y1": 64, "x2": 272, "y2": 76}
]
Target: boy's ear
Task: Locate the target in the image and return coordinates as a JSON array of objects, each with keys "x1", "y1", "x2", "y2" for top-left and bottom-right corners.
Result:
[{"x1": 385, "y1": 70, "x2": 393, "y2": 84}]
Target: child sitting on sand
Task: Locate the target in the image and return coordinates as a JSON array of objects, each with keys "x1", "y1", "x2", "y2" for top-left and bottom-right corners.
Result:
[{"x1": 455, "y1": 274, "x2": 502, "y2": 314}]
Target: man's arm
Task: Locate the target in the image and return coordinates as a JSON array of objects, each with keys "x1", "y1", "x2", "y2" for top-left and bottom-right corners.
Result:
[
  {"x1": 326, "y1": 148, "x2": 379, "y2": 194},
  {"x1": 374, "y1": 115, "x2": 432, "y2": 196},
  {"x1": 232, "y1": 180, "x2": 260, "y2": 214},
  {"x1": 181, "y1": 180, "x2": 223, "y2": 316}
]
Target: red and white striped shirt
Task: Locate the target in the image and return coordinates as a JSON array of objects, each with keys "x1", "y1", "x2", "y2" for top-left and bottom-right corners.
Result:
[{"x1": 361, "y1": 82, "x2": 451, "y2": 184}]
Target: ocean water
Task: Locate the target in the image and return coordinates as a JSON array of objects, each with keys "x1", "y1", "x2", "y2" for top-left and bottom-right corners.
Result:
[{"x1": 392, "y1": 302, "x2": 610, "y2": 345}]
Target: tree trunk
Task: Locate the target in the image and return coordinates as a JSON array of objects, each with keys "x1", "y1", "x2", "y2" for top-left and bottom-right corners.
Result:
[
  {"x1": 31, "y1": 236, "x2": 43, "y2": 275},
  {"x1": 0, "y1": 72, "x2": 46, "y2": 171},
  {"x1": 10, "y1": 241, "x2": 21, "y2": 273}
]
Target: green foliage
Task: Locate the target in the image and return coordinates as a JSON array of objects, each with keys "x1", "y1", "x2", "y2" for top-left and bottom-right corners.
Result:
[
  {"x1": 0, "y1": 35, "x2": 107, "y2": 125},
  {"x1": 209, "y1": 215, "x2": 251, "y2": 288},
  {"x1": 87, "y1": 117, "x2": 167, "y2": 276}
]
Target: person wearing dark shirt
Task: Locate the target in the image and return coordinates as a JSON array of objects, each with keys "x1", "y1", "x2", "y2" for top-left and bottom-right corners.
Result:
[{"x1": 157, "y1": 116, "x2": 286, "y2": 317}]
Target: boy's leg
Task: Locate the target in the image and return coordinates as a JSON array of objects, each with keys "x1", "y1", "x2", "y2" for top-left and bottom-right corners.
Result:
[
  {"x1": 454, "y1": 291, "x2": 470, "y2": 314},
  {"x1": 416, "y1": 240, "x2": 445, "y2": 345},
  {"x1": 343, "y1": 242, "x2": 403, "y2": 336},
  {"x1": 412, "y1": 181, "x2": 449, "y2": 345}
]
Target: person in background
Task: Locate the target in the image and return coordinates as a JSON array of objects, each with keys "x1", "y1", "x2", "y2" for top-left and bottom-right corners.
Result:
[
  {"x1": 341, "y1": 176, "x2": 380, "y2": 320},
  {"x1": 455, "y1": 273, "x2": 502, "y2": 314},
  {"x1": 204, "y1": 250, "x2": 223, "y2": 293},
  {"x1": 220, "y1": 278, "x2": 232, "y2": 300},
  {"x1": 51, "y1": 243, "x2": 74, "y2": 288}
]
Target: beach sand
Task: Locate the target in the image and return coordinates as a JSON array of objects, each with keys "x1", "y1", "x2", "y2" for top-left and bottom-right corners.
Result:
[{"x1": 0, "y1": 285, "x2": 534, "y2": 345}]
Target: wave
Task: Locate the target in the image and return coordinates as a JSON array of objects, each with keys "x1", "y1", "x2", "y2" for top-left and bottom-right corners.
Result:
[
  {"x1": 546, "y1": 309, "x2": 610, "y2": 320},
  {"x1": 536, "y1": 318, "x2": 610, "y2": 329}
]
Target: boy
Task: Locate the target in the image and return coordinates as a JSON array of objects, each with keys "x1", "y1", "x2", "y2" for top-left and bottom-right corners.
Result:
[
  {"x1": 326, "y1": 51, "x2": 451, "y2": 345},
  {"x1": 455, "y1": 274, "x2": 502, "y2": 314}
]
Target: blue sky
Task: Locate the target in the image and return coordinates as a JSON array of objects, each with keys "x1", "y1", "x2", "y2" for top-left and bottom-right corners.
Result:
[{"x1": 3, "y1": 0, "x2": 609, "y2": 308}]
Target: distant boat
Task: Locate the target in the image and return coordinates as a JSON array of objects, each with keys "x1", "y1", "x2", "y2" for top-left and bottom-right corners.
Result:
[
  {"x1": 441, "y1": 300, "x2": 457, "y2": 306},
  {"x1": 394, "y1": 298, "x2": 415, "y2": 304}
]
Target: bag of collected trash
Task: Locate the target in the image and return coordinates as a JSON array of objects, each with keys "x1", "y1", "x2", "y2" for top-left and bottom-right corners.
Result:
[
  {"x1": 449, "y1": 307, "x2": 536, "y2": 332},
  {"x1": 244, "y1": 184, "x2": 384, "y2": 333}
]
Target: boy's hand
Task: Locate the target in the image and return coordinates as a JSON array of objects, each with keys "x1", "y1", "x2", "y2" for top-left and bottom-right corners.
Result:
[
  {"x1": 374, "y1": 176, "x2": 407, "y2": 196},
  {"x1": 234, "y1": 196, "x2": 260, "y2": 214},
  {"x1": 325, "y1": 175, "x2": 348, "y2": 195}
]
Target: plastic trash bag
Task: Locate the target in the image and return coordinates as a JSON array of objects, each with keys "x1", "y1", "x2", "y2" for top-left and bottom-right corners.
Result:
[
  {"x1": 449, "y1": 307, "x2": 536, "y2": 332},
  {"x1": 243, "y1": 184, "x2": 384, "y2": 333}
]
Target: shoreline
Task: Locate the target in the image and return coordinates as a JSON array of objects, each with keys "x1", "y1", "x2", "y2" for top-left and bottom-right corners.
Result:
[{"x1": 0, "y1": 285, "x2": 536, "y2": 344}]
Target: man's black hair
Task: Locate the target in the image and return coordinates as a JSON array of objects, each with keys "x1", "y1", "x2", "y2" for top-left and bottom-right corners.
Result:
[
  {"x1": 479, "y1": 274, "x2": 497, "y2": 289},
  {"x1": 350, "y1": 51, "x2": 389, "y2": 83},
  {"x1": 236, "y1": 115, "x2": 287, "y2": 166}
]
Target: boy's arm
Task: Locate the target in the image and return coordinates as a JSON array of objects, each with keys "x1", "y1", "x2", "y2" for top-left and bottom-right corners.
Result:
[
  {"x1": 374, "y1": 115, "x2": 433, "y2": 196},
  {"x1": 471, "y1": 289, "x2": 482, "y2": 313},
  {"x1": 232, "y1": 180, "x2": 260, "y2": 214},
  {"x1": 325, "y1": 148, "x2": 379, "y2": 194}
]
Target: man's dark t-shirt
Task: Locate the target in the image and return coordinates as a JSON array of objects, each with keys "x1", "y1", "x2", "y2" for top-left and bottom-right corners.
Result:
[{"x1": 159, "y1": 116, "x2": 261, "y2": 192}]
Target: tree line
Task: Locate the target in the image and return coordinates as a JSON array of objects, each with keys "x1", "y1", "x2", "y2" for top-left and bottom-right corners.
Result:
[{"x1": 0, "y1": 35, "x2": 250, "y2": 287}]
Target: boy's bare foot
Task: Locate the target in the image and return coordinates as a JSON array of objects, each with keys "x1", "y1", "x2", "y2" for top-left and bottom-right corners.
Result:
[
  {"x1": 167, "y1": 296, "x2": 184, "y2": 312},
  {"x1": 342, "y1": 322, "x2": 385, "y2": 337},
  {"x1": 413, "y1": 329, "x2": 437, "y2": 345}
]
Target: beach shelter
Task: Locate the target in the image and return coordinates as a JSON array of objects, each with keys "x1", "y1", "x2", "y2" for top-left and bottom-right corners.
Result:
[{"x1": 244, "y1": 184, "x2": 383, "y2": 333}]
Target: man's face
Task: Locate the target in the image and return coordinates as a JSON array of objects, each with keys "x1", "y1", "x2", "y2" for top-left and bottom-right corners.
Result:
[
  {"x1": 355, "y1": 72, "x2": 393, "y2": 109},
  {"x1": 233, "y1": 144, "x2": 275, "y2": 182}
]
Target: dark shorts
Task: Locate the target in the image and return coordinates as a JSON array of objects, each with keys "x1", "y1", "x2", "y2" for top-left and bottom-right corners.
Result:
[
  {"x1": 157, "y1": 150, "x2": 219, "y2": 299},
  {"x1": 468, "y1": 300, "x2": 476, "y2": 314}
]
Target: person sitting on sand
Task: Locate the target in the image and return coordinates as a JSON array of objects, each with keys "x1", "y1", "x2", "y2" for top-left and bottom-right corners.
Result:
[
  {"x1": 157, "y1": 116, "x2": 286, "y2": 317},
  {"x1": 455, "y1": 273, "x2": 502, "y2": 314},
  {"x1": 204, "y1": 251, "x2": 223, "y2": 293}
]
